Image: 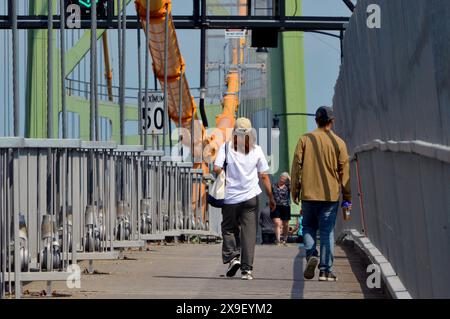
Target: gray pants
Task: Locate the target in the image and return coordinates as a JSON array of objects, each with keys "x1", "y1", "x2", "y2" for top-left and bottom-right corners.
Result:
[{"x1": 221, "y1": 196, "x2": 259, "y2": 271}]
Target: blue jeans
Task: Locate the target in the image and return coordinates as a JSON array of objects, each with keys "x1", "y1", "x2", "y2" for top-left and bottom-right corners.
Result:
[{"x1": 301, "y1": 201, "x2": 339, "y2": 272}]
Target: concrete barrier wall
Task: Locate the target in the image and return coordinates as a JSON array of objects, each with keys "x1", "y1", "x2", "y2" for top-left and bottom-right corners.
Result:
[{"x1": 333, "y1": 0, "x2": 450, "y2": 298}]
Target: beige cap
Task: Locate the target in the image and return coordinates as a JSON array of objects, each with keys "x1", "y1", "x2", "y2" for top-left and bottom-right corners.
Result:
[{"x1": 234, "y1": 117, "x2": 252, "y2": 131}]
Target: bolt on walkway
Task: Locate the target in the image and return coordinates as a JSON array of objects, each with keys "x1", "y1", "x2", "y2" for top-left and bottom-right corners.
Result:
[{"x1": 21, "y1": 242, "x2": 386, "y2": 299}]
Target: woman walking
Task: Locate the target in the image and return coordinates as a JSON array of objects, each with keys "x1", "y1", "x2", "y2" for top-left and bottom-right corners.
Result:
[
  {"x1": 271, "y1": 173, "x2": 291, "y2": 245},
  {"x1": 214, "y1": 118, "x2": 276, "y2": 280}
]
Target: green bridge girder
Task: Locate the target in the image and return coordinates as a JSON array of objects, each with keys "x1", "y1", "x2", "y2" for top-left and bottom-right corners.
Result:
[{"x1": 268, "y1": 0, "x2": 307, "y2": 214}]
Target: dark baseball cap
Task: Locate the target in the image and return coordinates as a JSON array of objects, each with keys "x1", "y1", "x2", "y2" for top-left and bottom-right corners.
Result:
[{"x1": 315, "y1": 106, "x2": 335, "y2": 121}]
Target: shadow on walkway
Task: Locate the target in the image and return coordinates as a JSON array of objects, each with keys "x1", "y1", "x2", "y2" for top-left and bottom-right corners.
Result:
[
  {"x1": 154, "y1": 275, "x2": 303, "y2": 282},
  {"x1": 338, "y1": 242, "x2": 386, "y2": 299},
  {"x1": 291, "y1": 246, "x2": 305, "y2": 298}
]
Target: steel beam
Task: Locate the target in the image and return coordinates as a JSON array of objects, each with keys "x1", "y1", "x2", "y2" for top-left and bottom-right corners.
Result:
[
  {"x1": 112, "y1": 240, "x2": 145, "y2": 248},
  {"x1": 0, "y1": 15, "x2": 349, "y2": 31},
  {"x1": 70, "y1": 252, "x2": 120, "y2": 260},
  {"x1": 342, "y1": 0, "x2": 356, "y2": 12},
  {"x1": 4, "y1": 272, "x2": 73, "y2": 282}
]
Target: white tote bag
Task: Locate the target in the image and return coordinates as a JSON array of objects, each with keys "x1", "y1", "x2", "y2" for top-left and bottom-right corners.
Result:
[
  {"x1": 208, "y1": 170, "x2": 226, "y2": 207},
  {"x1": 207, "y1": 143, "x2": 228, "y2": 207}
]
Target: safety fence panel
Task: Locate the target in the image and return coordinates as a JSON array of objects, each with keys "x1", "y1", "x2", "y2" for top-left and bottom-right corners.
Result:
[
  {"x1": 140, "y1": 153, "x2": 163, "y2": 238},
  {"x1": 0, "y1": 140, "x2": 22, "y2": 298},
  {"x1": 74, "y1": 142, "x2": 118, "y2": 260},
  {"x1": 0, "y1": 139, "x2": 77, "y2": 298},
  {"x1": 139, "y1": 157, "x2": 209, "y2": 238},
  {"x1": 112, "y1": 147, "x2": 146, "y2": 248},
  {"x1": 0, "y1": 138, "x2": 214, "y2": 298}
]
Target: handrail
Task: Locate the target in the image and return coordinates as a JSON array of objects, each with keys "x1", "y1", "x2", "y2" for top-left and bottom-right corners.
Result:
[{"x1": 352, "y1": 139, "x2": 450, "y2": 164}]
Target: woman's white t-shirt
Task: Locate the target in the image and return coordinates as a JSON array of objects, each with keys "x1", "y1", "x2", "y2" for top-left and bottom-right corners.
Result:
[{"x1": 214, "y1": 142, "x2": 270, "y2": 205}]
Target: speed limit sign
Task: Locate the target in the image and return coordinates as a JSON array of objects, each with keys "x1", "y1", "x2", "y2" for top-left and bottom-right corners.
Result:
[{"x1": 141, "y1": 92, "x2": 164, "y2": 134}]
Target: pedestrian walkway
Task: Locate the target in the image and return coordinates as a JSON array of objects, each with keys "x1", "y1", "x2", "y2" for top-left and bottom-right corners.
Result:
[{"x1": 22, "y1": 243, "x2": 386, "y2": 299}]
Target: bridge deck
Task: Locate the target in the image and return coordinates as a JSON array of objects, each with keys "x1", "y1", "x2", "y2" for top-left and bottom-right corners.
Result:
[{"x1": 23, "y1": 243, "x2": 386, "y2": 299}]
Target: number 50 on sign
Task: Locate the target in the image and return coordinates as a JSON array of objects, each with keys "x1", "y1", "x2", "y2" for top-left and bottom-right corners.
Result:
[{"x1": 141, "y1": 92, "x2": 165, "y2": 135}]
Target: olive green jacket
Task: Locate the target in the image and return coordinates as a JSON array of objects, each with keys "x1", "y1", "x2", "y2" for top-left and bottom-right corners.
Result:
[{"x1": 290, "y1": 128, "x2": 351, "y2": 203}]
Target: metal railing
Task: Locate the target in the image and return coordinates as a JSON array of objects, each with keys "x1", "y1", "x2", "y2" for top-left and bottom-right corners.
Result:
[
  {"x1": 112, "y1": 146, "x2": 146, "y2": 248},
  {"x1": 0, "y1": 137, "x2": 214, "y2": 298},
  {"x1": 75, "y1": 142, "x2": 119, "y2": 270},
  {"x1": 0, "y1": 138, "x2": 77, "y2": 298}
]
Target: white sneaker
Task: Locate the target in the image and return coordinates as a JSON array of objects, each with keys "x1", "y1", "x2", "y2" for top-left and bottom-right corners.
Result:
[
  {"x1": 241, "y1": 270, "x2": 254, "y2": 280},
  {"x1": 226, "y1": 258, "x2": 241, "y2": 277}
]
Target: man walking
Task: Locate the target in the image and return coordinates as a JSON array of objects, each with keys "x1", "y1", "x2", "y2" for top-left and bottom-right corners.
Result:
[
  {"x1": 259, "y1": 202, "x2": 276, "y2": 244},
  {"x1": 290, "y1": 106, "x2": 352, "y2": 281}
]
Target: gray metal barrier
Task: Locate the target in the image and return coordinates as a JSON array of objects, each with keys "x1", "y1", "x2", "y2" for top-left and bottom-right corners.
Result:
[
  {"x1": 112, "y1": 146, "x2": 146, "y2": 249},
  {"x1": 0, "y1": 139, "x2": 22, "y2": 298},
  {"x1": 74, "y1": 142, "x2": 119, "y2": 270},
  {"x1": 1, "y1": 138, "x2": 216, "y2": 298},
  {"x1": 0, "y1": 138, "x2": 77, "y2": 298},
  {"x1": 143, "y1": 153, "x2": 215, "y2": 239},
  {"x1": 181, "y1": 166, "x2": 214, "y2": 237},
  {"x1": 139, "y1": 156, "x2": 212, "y2": 239},
  {"x1": 139, "y1": 151, "x2": 165, "y2": 240}
]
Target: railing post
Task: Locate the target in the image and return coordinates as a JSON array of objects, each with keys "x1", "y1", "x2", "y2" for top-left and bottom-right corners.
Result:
[
  {"x1": 13, "y1": 149, "x2": 21, "y2": 298},
  {"x1": 47, "y1": 0, "x2": 53, "y2": 139},
  {"x1": 90, "y1": 0, "x2": 97, "y2": 141},
  {"x1": 121, "y1": 0, "x2": 127, "y2": 143},
  {"x1": 118, "y1": 0, "x2": 124, "y2": 145},
  {"x1": 60, "y1": 0, "x2": 67, "y2": 139},
  {"x1": 144, "y1": 0, "x2": 150, "y2": 150},
  {"x1": 11, "y1": 0, "x2": 19, "y2": 137}
]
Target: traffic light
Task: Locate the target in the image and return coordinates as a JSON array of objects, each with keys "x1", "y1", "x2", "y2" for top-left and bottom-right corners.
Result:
[
  {"x1": 65, "y1": 0, "x2": 110, "y2": 19},
  {"x1": 79, "y1": 0, "x2": 98, "y2": 8}
]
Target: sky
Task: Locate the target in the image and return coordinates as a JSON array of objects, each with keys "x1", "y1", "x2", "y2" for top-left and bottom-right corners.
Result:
[{"x1": 0, "y1": 0, "x2": 353, "y2": 136}]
